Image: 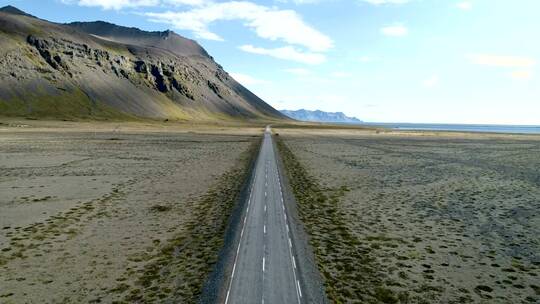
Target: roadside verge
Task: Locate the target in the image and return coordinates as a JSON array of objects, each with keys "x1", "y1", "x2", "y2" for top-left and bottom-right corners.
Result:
[
  {"x1": 274, "y1": 135, "x2": 329, "y2": 304},
  {"x1": 199, "y1": 136, "x2": 262, "y2": 304}
]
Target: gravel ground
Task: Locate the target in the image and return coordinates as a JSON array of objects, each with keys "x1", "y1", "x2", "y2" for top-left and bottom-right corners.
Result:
[
  {"x1": 0, "y1": 123, "x2": 261, "y2": 303},
  {"x1": 276, "y1": 128, "x2": 540, "y2": 304}
]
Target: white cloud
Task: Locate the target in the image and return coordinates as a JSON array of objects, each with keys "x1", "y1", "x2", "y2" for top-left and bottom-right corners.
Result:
[
  {"x1": 456, "y1": 1, "x2": 472, "y2": 10},
  {"x1": 229, "y1": 72, "x2": 268, "y2": 86},
  {"x1": 331, "y1": 71, "x2": 352, "y2": 78},
  {"x1": 146, "y1": 1, "x2": 333, "y2": 52},
  {"x1": 62, "y1": 0, "x2": 159, "y2": 10},
  {"x1": 239, "y1": 45, "x2": 326, "y2": 64},
  {"x1": 422, "y1": 75, "x2": 439, "y2": 87},
  {"x1": 62, "y1": 0, "x2": 207, "y2": 10},
  {"x1": 467, "y1": 54, "x2": 536, "y2": 81},
  {"x1": 289, "y1": 0, "x2": 323, "y2": 4},
  {"x1": 511, "y1": 70, "x2": 533, "y2": 80},
  {"x1": 467, "y1": 54, "x2": 536, "y2": 68},
  {"x1": 285, "y1": 68, "x2": 311, "y2": 76},
  {"x1": 361, "y1": 0, "x2": 410, "y2": 5},
  {"x1": 381, "y1": 24, "x2": 408, "y2": 37},
  {"x1": 358, "y1": 56, "x2": 375, "y2": 62}
]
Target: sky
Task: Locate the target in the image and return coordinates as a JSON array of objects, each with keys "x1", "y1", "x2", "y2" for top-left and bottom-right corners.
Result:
[{"x1": 2, "y1": 0, "x2": 539, "y2": 124}]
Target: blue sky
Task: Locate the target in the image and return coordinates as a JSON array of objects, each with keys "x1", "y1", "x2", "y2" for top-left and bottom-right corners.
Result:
[{"x1": 2, "y1": 0, "x2": 539, "y2": 124}]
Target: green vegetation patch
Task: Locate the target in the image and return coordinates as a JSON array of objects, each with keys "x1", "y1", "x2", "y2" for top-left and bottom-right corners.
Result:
[{"x1": 0, "y1": 86, "x2": 134, "y2": 121}]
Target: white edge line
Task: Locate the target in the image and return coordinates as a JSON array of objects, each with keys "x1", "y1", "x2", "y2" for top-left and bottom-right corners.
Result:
[
  {"x1": 225, "y1": 290, "x2": 231, "y2": 304},
  {"x1": 226, "y1": 186, "x2": 254, "y2": 304}
]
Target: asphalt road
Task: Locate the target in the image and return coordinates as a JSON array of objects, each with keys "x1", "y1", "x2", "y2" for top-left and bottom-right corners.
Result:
[{"x1": 224, "y1": 126, "x2": 303, "y2": 304}]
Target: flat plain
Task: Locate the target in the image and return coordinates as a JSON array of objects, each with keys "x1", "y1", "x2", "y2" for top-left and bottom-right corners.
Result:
[
  {"x1": 0, "y1": 120, "x2": 262, "y2": 303},
  {"x1": 276, "y1": 127, "x2": 540, "y2": 304}
]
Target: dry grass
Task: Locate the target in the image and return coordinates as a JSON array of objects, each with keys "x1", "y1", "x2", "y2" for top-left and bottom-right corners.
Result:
[
  {"x1": 0, "y1": 126, "x2": 260, "y2": 303},
  {"x1": 276, "y1": 128, "x2": 540, "y2": 304},
  {"x1": 111, "y1": 139, "x2": 259, "y2": 303}
]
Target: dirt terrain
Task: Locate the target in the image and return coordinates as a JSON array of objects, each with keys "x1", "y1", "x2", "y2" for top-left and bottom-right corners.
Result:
[
  {"x1": 0, "y1": 121, "x2": 261, "y2": 303},
  {"x1": 276, "y1": 128, "x2": 540, "y2": 304}
]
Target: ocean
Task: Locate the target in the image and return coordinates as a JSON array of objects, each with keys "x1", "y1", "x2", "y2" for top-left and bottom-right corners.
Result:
[{"x1": 360, "y1": 123, "x2": 540, "y2": 134}]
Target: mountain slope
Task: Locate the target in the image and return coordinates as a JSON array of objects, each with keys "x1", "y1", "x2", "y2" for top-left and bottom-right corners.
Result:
[
  {"x1": 281, "y1": 109, "x2": 362, "y2": 123},
  {"x1": 67, "y1": 21, "x2": 210, "y2": 59},
  {"x1": 0, "y1": 6, "x2": 286, "y2": 121},
  {"x1": 0, "y1": 5, "x2": 35, "y2": 18}
]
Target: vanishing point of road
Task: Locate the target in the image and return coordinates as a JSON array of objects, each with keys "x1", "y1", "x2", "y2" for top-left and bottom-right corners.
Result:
[{"x1": 224, "y1": 126, "x2": 303, "y2": 304}]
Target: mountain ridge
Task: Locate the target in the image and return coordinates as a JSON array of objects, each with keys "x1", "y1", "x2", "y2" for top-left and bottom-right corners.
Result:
[
  {"x1": 0, "y1": 5, "x2": 36, "y2": 18},
  {"x1": 281, "y1": 109, "x2": 362, "y2": 123},
  {"x1": 0, "y1": 6, "x2": 286, "y2": 121}
]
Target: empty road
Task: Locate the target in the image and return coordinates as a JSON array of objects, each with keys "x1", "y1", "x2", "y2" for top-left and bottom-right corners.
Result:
[{"x1": 224, "y1": 126, "x2": 303, "y2": 304}]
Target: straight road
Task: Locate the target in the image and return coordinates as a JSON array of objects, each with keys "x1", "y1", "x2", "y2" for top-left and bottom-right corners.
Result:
[{"x1": 224, "y1": 126, "x2": 303, "y2": 304}]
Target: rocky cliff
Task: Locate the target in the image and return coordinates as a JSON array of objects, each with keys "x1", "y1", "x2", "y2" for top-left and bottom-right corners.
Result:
[{"x1": 0, "y1": 6, "x2": 286, "y2": 121}]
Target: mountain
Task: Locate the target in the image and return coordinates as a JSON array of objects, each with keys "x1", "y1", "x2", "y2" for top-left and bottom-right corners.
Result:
[
  {"x1": 0, "y1": 5, "x2": 35, "y2": 18},
  {"x1": 281, "y1": 109, "x2": 362, "y2": 123},
  {"x1": 0, "y1": 6, "x2": 286, "y2": 121}
]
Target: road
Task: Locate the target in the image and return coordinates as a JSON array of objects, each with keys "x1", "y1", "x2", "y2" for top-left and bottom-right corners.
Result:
[{"x1": 224, "y1": 126, "x2": 303, "y2": 304}]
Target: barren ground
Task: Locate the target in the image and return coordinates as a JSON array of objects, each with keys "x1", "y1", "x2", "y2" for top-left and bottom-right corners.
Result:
[
  {"x1": 276, "y1": 128, "x2": 540, "y2": 304},
  {"x1": 0, "y1": 120, "x2": 261, "y2": 303}
]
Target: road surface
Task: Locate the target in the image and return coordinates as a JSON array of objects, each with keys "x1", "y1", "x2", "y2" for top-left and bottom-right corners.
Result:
[{"x1": 224, "y1": 126, "x2": 303, "y2": 304}]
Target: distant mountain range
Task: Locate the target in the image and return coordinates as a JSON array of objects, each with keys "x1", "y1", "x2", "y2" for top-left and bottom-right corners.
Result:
[
  {"x1": 280, "y1": 109, "x2": 362, "y2": 123},
  {"x1": 0, "y1": 5, "x2": 286, "y2": 121}
]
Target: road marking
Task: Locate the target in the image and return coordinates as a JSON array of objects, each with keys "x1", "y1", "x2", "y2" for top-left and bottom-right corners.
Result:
[
  {"x1": 227, "y1": 126, "x2": 303, "y2": 304},
  {"x1": 226, "y1": 184, "x2": 252, "y2": 304},
  {"x1": 226, "y1": 290, "x2": 231, "y2": 304}
]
